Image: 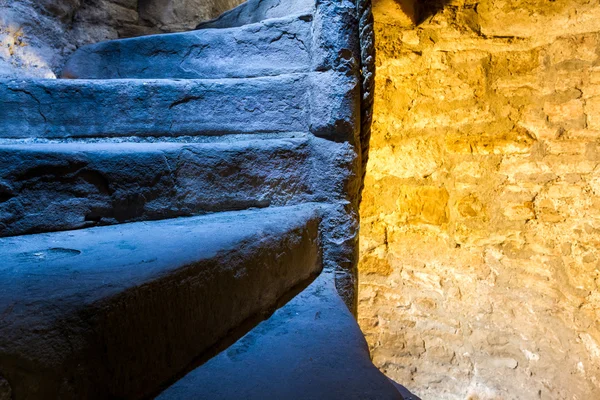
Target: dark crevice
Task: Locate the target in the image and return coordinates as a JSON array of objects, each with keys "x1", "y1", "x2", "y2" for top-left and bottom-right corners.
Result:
[
  {"x1": 168, "y1": 96, "x2": 204, "y2": 109},
  {"x1": 0, "y1": 192, "x2": 14, "y2": 204},
  {"x1": 416, "y1": 0, "x2": 453, "y2": 24}
]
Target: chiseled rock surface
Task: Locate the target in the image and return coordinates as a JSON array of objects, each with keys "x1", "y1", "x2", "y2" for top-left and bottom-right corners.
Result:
[
  {"x1": 196, "y1": 0, "x2": 314, "y2": 29},
  {"x1": 0, "y1": 71, "x2": 358, "y2": 141},
  {"x1": 0, "y1": 204, "x2": 322, "y2": 399},
  {"x1": 0, "y1": 136, "x2": 350, "y2": 237},
  {"x1": 62, "y1": 13, "x2": 312, "y2": 79},
  {"x1": 0, "y1": 75, "x2": 310, "y2": 138},
  {"x1": 359, "y1": 0, "x2": 600, "y2": 399},
  {"x1": 157, "y1": 273, "x2": 403, "y2": 400},
  {"x1": 137, "y1": 0, "x2": 244, "y2": 32}
]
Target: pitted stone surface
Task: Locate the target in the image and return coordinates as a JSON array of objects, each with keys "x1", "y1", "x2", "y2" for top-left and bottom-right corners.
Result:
[
  {"x1": 0, "y1": 136, "x2": 346, "y2": 237},
  {"x1": 0, "y1": 75, "x2": 310, "y2": 139},
  {"x1": 360, "y1": 0, "x2": 600, "y2": 399}
]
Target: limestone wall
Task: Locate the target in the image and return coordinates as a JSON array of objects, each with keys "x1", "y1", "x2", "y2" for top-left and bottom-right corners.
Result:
[
  {"x1": 358, "y1": 0, "x2": 600, "y2": 398},
  {"x1": 0, "y1": 0, "x2": 244, "y2": 78}
]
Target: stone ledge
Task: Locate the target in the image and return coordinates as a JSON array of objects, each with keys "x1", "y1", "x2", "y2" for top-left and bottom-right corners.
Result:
[
  {"x1": 0, "y1": 74, "x2": 311, "y2": 139},
  {"x1": 0, "y1": 204, "x2": 322, "y2": 399},
  {"x1": 0, "y1": 137, "x2": 325, "y2": 237},
  {"x1": 62, "y1": 13, "x2": 313, "y2": 80}
]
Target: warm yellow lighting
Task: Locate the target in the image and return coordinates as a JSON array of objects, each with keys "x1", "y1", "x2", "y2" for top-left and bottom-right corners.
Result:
[{"x1": 359, "y1": 0, "x2": 600, "y2": 398}]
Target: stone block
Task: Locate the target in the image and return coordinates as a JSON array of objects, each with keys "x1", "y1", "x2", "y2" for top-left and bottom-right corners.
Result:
[
  {"x1": 0, "y1": 137, "x2": 336, "y2": 237},
  {"x1": 445, "y1": 127, "x2": 536, "y2": 155},
  {"x1": 0, "y1": 205, "x2": 322, "y2": 399},
  {"x1": 544, "y1": 99, "x2": 586, "y2": 129},
  {"x1": 585, "y1": 96, "x2": 600, "y2": 130},
  {"x1": 62, "y1": 14, "x2": 312, "y2": 79},
  {"x1": 0, "y1": 75, "x2": 311, "y2": 139},
  {"x1": 397, "y1": 186, "x2": 449, "y2": 226}
]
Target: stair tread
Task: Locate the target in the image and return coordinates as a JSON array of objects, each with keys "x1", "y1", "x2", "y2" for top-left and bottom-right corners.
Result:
[
  {"x1": 156, "y1": 273, "x2": 403, "y2": 400},
  {"x1": 197, "y1": 0, "x2": 315, "y2": 29},
  {"x1": 0, "y1": 73, "x2": 311, "y2": 139},
  {"x1": 62, "y1": 13, "x2": 313, "y2": 80},
  {"x1": 0, "y1": 204, "x2": 323, "y2": 399}
]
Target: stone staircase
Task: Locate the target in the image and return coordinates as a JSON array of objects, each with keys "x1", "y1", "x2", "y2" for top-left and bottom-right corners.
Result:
[{"x1": 0, "y1": 0, "x2": 407, "y2": 398}]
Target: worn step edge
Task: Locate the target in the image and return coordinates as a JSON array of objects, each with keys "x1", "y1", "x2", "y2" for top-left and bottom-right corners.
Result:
[
  {"x1": 0, "y1": 204, "x2": 323, "y2": 400},
  {"x1": 0, "y1": 131, "x2": 307, "y2": 145},
  {"x1": 62, "y1": 12, "x2": 313, "y2": 80},
  {"x1": 0, "y1": 136, "x2": 335, "y2": 237}
]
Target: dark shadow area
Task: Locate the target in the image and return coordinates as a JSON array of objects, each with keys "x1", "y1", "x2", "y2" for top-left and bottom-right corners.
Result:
[
  {"x1": 373, "y1": 0, "x2": 454, "y2": 26},
  {"x1": 395, "y1": 0, "x2": 419, "y2": 25},
  {"x1": 417, "y1": 0, "x2": 454, "y2": 24},
  {"x1": 145, "y1": 270, "x2": 322, "y2": 400}
]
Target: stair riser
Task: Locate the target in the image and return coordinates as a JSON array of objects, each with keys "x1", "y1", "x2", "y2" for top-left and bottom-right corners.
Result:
[
  {"x1": 0, "y1": 206, "x2": 322, "y2": 399},
  {"x1": 0, "y1": 138, "x2": 337, "y2": 237},
  {"x1": 0, "y1": 75, "x2": 309, "y2": 139},
  {"x1": 62, "y1": 15, "x2": 312, "y2": 80}
]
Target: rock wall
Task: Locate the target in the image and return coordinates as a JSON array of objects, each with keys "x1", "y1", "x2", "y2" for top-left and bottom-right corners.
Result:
[
  {"x1": 358, "y1": 0, "x2": 600, "y2": 398},
  {"x1": 0, "y1": 0, "x2": 244, "y2": 78}
]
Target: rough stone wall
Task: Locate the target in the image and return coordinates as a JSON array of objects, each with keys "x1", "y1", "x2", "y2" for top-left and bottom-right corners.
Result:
[
  {"x1": 0, "y1": 0, "x2": 244, "y2": 78},
  {"x1": 358, "y1": 0, "x2": 600, "y2": 398}
]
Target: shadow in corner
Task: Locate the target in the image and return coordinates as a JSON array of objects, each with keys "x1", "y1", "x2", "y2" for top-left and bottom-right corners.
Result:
[
  {"x1": 416, "y1": 0, "x2": 454, "y2": 24},
  {"x1": 382, "y1": 0, "x2": 454, "y2": 26}
]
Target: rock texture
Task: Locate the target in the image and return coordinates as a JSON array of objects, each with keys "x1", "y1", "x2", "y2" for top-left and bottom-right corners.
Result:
[
  {"x1": 157, "y1": 273, "x2": 404, "y2": 400},
  {"x1": 61, "y1": 13, "x2": 313, "y2": 79},
  {"x1": 0, "y1": 0, "x2": 245, "y2": 78},
  {"x1": 359, "y1": 0, "x2": 600, "y2": 399},
  {"x1": 0, "y1": 137, "x2": 346, "y2": 236},
  {"x1": 0, "y1": 205, "x2": 322, "y2": 399},
  {"x1": 0, "y1": 0, "x2": 402, "y2": 398}
]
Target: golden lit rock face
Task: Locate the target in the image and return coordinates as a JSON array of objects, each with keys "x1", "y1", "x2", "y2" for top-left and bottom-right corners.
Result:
[{"x1": 358, "y1": 0, "x2": 600, "y2": 398}]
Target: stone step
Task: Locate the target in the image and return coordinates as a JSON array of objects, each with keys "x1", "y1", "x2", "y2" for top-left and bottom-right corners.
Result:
[
  {"x1": 0, "y1": 135, "x2": 339, "y2": 237},
  {"x1": 197, "y1": 0, "x2": 315, "y2": 29},
  {"x1": 156, "y1": 273, "x2": 404, "y2": 400},
  {"x1": 0, "y1": 73, "x2": 310, "y2": 139},
  {"x1": 61, "y1": 13, "x2": 312, "y2": 80},
  {"x1": 0, "y1": 204, "x2": 323, "y2": 400}
]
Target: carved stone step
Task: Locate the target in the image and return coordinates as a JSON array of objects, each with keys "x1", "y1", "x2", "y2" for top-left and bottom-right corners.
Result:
[
  {"x1": 0, "y1": 70, "x2": 358, "y2": 142},
  {"x1": 197, "y1": 0, "x2": 316, "y2": 29},
  {"x1": 0, "y1": 74, "x2": 310, "y2": 139},
  {"x1": 156, "y1": 273, "x2": 404, "y2": 400},
  {"x1": 62, "y1": 13, "x2": 312, "y2": 80},
  {"x1": 0, "y1": 204, "x2": 322, "y2": 400},
  {"x1": 0, "y1": 136, "x2": 340, "y2": 237}
]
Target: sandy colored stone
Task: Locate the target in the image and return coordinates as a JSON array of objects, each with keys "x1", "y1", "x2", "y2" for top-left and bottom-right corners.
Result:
[
  {"x1": 586, "y1": 96, "x2": 600, "y2": 131},
  {"x1": 360, "y1": 0, "x2": 600, "y2": 399}
]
